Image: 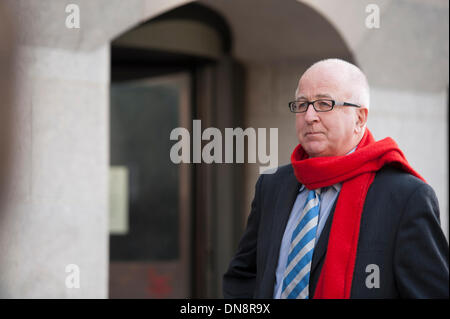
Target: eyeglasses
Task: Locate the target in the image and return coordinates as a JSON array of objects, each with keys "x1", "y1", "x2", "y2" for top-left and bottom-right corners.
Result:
[{"x1": 288, "y1": 99, "x2": 361, "y2": 113}]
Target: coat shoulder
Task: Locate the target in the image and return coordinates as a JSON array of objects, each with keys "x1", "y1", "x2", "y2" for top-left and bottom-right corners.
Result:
[
  {"x1": 373, "y1": 165, "x2": 429, "y2": 194},
  {"x1": 259, "y1": 163, "x2": 295, "y2": 185}
]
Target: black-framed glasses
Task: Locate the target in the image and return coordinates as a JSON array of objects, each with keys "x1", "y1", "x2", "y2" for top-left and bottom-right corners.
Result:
[{"x1": 288, "y1": 99, "x2": 361, "y2": 113}]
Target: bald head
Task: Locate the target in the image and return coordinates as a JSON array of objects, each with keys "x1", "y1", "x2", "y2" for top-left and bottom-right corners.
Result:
[
  {"x1": 294, "y1": 58, "x2": 370, "y2": 157},
  {"x1": 296, "y1": 58, "x2": 370, "y2": 110}
]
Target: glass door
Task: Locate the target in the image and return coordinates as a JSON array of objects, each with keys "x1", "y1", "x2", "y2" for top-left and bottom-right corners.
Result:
[{"x1": 108, "y1": 73, "x2": 192, "y2": 298}]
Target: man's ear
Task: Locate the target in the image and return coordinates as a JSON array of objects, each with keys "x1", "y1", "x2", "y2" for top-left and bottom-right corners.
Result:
[{"x1": 355, "y1": 107, "x2": 368, "y2": 132}]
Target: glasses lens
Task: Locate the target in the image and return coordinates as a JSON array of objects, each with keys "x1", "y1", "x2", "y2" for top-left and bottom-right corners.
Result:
[
  {"x1": 297, "y1": 102, "x2": 309, "y2": 112},
  {"x1": 290, "y1": 101, "x2": 309, "y2": 112},
  {"x1": 290, "y1": 102, "x2": 305, "y2": 112},
  {"x1": 314, "y1": 100, "x2": 333, "y2": 111}
]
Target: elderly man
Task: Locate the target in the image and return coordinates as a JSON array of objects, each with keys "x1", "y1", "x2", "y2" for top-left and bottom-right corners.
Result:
[{"x1": 223, "y1": 59, "x2": 449, "y2": 299}]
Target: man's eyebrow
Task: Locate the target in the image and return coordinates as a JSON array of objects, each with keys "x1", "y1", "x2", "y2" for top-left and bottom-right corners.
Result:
[{"x1": 296, "y1": 93, "x2": 332, "y2": 100}]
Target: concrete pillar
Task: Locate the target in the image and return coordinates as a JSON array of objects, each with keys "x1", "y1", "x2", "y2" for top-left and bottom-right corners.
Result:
[{"x1": 0, "y1": 45, "x2": 110, "y2": 298}]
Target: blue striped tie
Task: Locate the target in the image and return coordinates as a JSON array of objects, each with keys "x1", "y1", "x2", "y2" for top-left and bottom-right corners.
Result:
[{"x1": 281, "y1": 188, "x2": 321, "y2": 299}]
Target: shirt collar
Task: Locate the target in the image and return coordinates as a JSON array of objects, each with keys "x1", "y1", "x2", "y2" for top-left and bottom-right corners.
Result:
[
  {"x1": 299, "y1": 183, "x2": 340, "y2": 193},
  {"x1": 347, "y1": 145, "x2": 357, "y2": 155}
]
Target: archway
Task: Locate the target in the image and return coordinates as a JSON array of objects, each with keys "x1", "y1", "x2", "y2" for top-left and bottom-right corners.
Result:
[
  {"x1": 108, "y1": 2, "x2": 238, "y2": 298},
  {"x1": 107, "y1": 0, "x2": 355, "y2": 298}
]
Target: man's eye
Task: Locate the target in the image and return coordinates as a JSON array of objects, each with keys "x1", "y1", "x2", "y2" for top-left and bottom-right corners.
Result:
[
  {"x1": 298, "y1": 102, "x2": 308, "y2": 108},
  {"x1": 318, "y1": 101, "x2": 331, "y2": 107}
]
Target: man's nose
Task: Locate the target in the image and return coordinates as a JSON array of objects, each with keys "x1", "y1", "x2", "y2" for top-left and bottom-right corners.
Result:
[{"x1": 304, "y1": 103, "x2": 319, "y2": 123}]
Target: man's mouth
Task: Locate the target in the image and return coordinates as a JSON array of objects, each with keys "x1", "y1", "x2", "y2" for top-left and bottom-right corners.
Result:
[{"x1": 305, "y1": 132, "x2": 323, "y2": 136}]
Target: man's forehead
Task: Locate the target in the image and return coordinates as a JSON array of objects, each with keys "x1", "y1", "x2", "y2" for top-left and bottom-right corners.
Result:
[
  {"x1": 296, "y1": 74, "x2": 355, "y2": 100},
  {"x1": 296, "y1": 82, "x2": 349, "y2": 99},
  {"x1": 299, "y1": 68, "x2": 347, "y2": 87}
]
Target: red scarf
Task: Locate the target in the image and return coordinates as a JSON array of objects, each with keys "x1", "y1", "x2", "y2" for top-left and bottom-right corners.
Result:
[{"x1": 290, "y1": 129, "x2": 425, "y2": 299}]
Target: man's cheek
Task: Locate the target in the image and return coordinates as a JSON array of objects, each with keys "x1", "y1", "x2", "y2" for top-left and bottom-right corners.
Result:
[{"x1": 295, "y1": 124, "x2": 303, "y2": 141}]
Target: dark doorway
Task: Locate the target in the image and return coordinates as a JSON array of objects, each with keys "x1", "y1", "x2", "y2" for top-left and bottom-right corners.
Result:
[{"x1": 108, "y1": 2, "x2": 243, "y2": 298}]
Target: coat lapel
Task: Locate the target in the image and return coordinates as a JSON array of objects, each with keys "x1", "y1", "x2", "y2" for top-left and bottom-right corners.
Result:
[
  {"x1": 261, "y1": 167, "x2": 300, "y2": 297},
  {"x1": 259, "y1": 166, "x2": 340, "y2": 297}
]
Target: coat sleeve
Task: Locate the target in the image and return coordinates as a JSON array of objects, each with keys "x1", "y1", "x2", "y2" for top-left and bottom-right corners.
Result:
[
  {"x1": 394, "y1": 183, "x2": 449, "y2": 298},
  {"x1": 222, "y1": 174, "x2": 264, "y2": 299}
]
